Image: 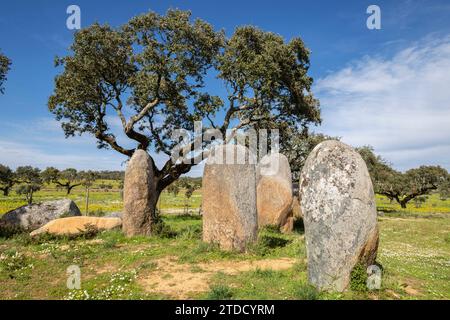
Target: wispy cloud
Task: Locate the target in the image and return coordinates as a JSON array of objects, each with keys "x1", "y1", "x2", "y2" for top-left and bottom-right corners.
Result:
[
  {"x1": 0, "y1": 117, "x2": 175, "y2": 172},
  {"x1": 315, "y1": 34, "x2": 450, "y2": 171}
]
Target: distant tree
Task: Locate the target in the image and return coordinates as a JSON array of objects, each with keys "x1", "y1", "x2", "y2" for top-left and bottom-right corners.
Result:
[
  {"x1": 48, "y1": 9, "x2": 320, "y2": 231},
  {"x1": 280, "y1": 129, "x2": 340, "y2": 180},
  {"x1": 79, "y1": 170, "x2": 99, "y2": 215},
  {"x1": 15, "y1": 166, "x2": 43, "y2": 205},
  {"x1": 357, "y1": 146, "x2": 449, "y2": 208},
  {"x1": 0, "y1": 50, "x2": 11, "y2": 94},
  {"x1": 41, "y1": 167, "x2": 82, "y2": 194},
  {"x1": 413, "y1": 195, "x2": 428, "y2": 208},
  {"x1": 96, "y1": 171, "x2": 125, "y2": 180},
  {"x1": 439, "y1": 179, "x2": 450, "y2": 201},
  {"x1": 0, "y1": 164, "x2": 17, "y2": 196},
  {"x1": 400, "y1": 166, "x2": 449, "y2": 208},
  {"x1": 98, "y1": 183, "x2": 113, "y2": 191},
  {"x1": 166, "y1": 183, "x2": 180, "y2": 197},
  {"x1": 180, "y1": 179, "x2": 200, "y2": 214}
]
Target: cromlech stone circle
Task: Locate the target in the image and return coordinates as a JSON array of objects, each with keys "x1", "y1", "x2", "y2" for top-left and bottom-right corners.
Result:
[
  {"x1": 0, "y1": 199, "x2": 81, "y2": 231},
  {"x1": 299, "y1": 140, "x2": 379, "y2": 292},
  {"x1": 30, "y1": 216, "x2": 122, "y2": 237},
  {"x1": 123, "y1": 150, "x2": 156, "y2": 237},
  {"x1": 202, "y1": 144, "x2": 258, "y2": 252},
  {"x1": 257, "y1": 153, "x2": 294, "y2": 233}
]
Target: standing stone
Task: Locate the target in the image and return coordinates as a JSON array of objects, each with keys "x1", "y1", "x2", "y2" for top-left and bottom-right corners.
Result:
[
  {"x1": 299, "y1": 140, "x2": 379, "y2": 292},
  {"x1": 257, "y1": 153, "x2": 293, "y2": 233},
  {"x1": 202, "y1": 144, "x2": 257, "y2": 252},
  {"x1": 123, "y1": 150, "x2": 156, "y2": 237}
]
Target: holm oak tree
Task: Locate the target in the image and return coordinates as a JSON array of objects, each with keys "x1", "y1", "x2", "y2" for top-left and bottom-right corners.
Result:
[
  {"x1": 0, "y1": 50, "x2": 11, "y2": 94},
  {"x1": 48, "y1": 10, "x2": 320, "y2": 224},
  {"x1": 357, "y1": 146, "x2": 449, "y2": 208}
]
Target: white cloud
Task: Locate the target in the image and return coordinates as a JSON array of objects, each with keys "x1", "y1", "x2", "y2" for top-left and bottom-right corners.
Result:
[
  {"x1": 0, "y1": 138, "x2": 129, "y2": 171},
  {"x1": 315, "y1": 35, "x2": 450, "y2": 171},
  {"x1": 0, "y1": 116, "x2": 204, "y2": 176}
]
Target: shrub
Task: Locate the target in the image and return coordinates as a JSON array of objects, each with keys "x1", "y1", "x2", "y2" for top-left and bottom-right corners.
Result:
[
  {"x1": 207, "y1": 284, "x2": 233, "y2": 300},
  {"x1": 102, "y1": 237, "x2": 118, "y2": 249},
  {"x1": 76, "y1": 223, "x2": 100, "y2": 239},
  {"x1": 295, "y1": 284, "x2": 319, "y2": 300},
  {"x1": 0, "y1": 222, "x2": 25, "y2": 239},
  {"x1": 258, "y1": 234, "x2": 291, "y2": 249},
  {"x1": 27, "y1": 232, "x2": 64, "y2": 245},
  {"x1": 350, "y1": 262, "x2": 368, "y2": 292},
  {"x1": 152, "y1": 218, "x2": 177, "y2": 239},
  {"x1": 250, "y1": 233, "x2": 292, "y2": 256},
  {"x1": 88, "y1": 210, "x2": 107, "y2": 217},
  {"x1": 261, "y1": 225, "x2": 281, "y2": 234}
]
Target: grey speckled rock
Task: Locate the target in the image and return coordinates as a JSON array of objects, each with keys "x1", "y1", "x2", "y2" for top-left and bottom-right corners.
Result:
[
  {"x1": 299, "y1": 140, "x2": 379, "y2": 292},
  {"x1": 0, "y1": 199, "x2": 81, "y2": 231},
  {"x1": 257, "y1": 153, "x2": 293, "y2": 232},
  {"x1": 123, "y1": 150, "x2": 156, "y2": 237},
  {"x1": 202, "y1": 144, "x2": 258, "y2": 252}
]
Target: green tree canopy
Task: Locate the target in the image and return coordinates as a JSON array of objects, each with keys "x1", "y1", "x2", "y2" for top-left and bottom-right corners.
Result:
[
  {"x1": 15, "y1": 166, "x2": 43, "y2": 205},
  {"x1": 0, "y1": 164, "x2": 16, "y2": 196},
  {"x1": 48, "y1": 9, "x2": 320, "y2": 225},
  {"x1": 281, "y1": 129, "x2": 339, "y2": 181},
  {"x1": 0, "y1": 50, "x2": 11, "y2": 94},
  {"x1": 41, "y1": 167, "x2": 82, "y2": 194},
  {"x1": 357, "y1": 146, "x2": 449, "y2": 208}
]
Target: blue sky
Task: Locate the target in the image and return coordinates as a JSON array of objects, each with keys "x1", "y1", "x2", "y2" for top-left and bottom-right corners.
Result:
[{"x1": 0, "y1": 0, "x2": 449, "y2": 175}]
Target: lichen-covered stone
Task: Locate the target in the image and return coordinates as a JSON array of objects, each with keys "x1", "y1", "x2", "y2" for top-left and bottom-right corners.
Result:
[
  {"x1": 257, "y1": 153, "x2": 293, "y2": 232},
  {"x1": 299, "y1": 140, "x2": 379, "y2": 292},
  {"x1": 202, "y1": 144, "x2": 257, "y2": 252},
  {"x1": 0, "y1": 199, "x2": 81, "y2": 231},
  {"x1": 123, "y1": 150, "x2": 156, "y2": 237}
]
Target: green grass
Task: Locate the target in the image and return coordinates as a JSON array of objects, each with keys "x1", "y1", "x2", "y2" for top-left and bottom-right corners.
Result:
[
  {"x1": 0, "y1": 212, "x2": 448, "y2": 300},
  {"x1": 2, "y1": 181, "x2": 447, "y2": 216},
  {"x1": 0, "y1": 180, "x2": 201, "y2": 216},
  {"x1": 0, "y1": 184, "x2": 449, "y2": 300}
]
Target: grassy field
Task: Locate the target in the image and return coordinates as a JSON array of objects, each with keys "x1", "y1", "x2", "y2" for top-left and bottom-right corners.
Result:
[
  {"x1": 376, "y1": 193, "x2": 450, "y2": 215},
  {"x1": 0, "y1": 180, "x2": 201, "y2": 216},
  {"x1": 0, "y1": 182, "x2": 449, "y2": 300}
]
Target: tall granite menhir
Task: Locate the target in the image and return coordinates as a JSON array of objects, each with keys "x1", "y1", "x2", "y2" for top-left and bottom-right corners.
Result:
[
  {"x1": 257, "y1": 152, "x2": 294, "y2": 233},
  {"x1": 202, "y1": 144, "x2": 258, "y2": 252},
  {"x1": 299, "y1": 140, "x2": 379, "y2": 292},
  {"x1": 123, "y1": 150, "x2": 157, "y2": 237}
]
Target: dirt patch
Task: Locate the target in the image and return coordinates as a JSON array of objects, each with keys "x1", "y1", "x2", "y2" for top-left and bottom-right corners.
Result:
[
  {"x1": 386, "y1": 289, "x2": 401, "y2": 299},
  {"x1": 404, "y1": 285, "x2": 420, "y2": 296},
  {"x1": 138, "y1": 256, "x2": 296, "y2": 299}
]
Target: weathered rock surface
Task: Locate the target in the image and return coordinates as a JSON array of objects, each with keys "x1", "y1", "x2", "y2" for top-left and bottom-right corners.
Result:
[
  {"x1": 123, "y1": 150, "x2": 156, "y2": 237},
  {"x1": 202, "y1": 144, "x2": 258, "y2": 252},
  {"x1": 30, "y1": 216, "x2": 122, "y2": 237},
  {"x1": 299, "y1": 140, "x2": 379, "y2": 292},
  {"x1": 280, "y1": 216, "x2": 294, "y2": 234},
  {"x1": 291, "y1": 195, "x2": 303, "y2": 220},
  {"x1": 0, "y1": 199, "x2": 81, "y2": 231},
  {"x1": 257, "y1": 153, "x2": 293, "y2": 232}
]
